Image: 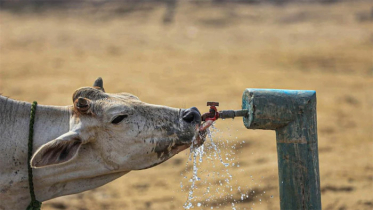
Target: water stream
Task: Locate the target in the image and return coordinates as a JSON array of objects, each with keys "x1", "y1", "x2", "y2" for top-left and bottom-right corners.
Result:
[{"x1": 180, "y1": 123, "x2": 273, "y2": 209}]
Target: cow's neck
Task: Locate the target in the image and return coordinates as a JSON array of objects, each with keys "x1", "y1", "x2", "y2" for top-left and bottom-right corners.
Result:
[{"x1": 0, "y1": 96, "x2": 127, "y2": 209}]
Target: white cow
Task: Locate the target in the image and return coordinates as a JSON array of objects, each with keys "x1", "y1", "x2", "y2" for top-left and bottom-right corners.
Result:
[{"x1": 0, "y1": 78, "x2": 205, "y2": 210}]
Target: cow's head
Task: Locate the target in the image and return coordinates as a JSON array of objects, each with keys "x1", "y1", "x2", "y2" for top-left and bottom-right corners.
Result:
[{"x1": 31, "y1": 78, "x2": 204, "y2": 171}]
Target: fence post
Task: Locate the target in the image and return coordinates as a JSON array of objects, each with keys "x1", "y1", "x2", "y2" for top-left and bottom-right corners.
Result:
[{"x1": 242, "y1": 89, "x2": 322, "y2": 210}]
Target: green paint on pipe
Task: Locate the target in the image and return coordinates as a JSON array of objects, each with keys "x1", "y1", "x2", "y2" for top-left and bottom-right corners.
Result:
[{"x1": 242, "y1": 89, "x2": 321, "y2": 210}]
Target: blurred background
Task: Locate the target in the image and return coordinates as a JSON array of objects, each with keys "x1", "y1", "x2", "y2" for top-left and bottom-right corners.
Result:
[{"x1": 0, "y1": 0, "x2": 372, "y2": 209}]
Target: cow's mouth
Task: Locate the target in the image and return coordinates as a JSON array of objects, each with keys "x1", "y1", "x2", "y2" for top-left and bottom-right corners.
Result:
[
  {"x1": 194, "y1": 125, "x2": 208, "y2": 148},
  {"x1": 172, "y1": 122, "x2": 209, "y2": 153},
  {"x1": 171, "y1": 125, "x2": 207, "y2": 153},
  {"x1": 139, "y1": 121, "x2": 210, "y2": 171},
  {"x1": 157, "y1": 121, "x2": 209, "y2": 157},
  {"x1": 179, "y1": 107, "x2": 212, "y2": 149}
]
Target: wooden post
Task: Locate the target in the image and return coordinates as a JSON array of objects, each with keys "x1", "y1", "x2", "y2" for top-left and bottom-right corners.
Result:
[{"x1": 242, "y1": 89, "x2": 322, "y2": 210}]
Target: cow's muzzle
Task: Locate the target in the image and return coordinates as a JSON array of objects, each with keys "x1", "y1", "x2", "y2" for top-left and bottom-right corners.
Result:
[
  {"x1": 177, "y1": 107, "x2": 207, "y2": 147},
  {"x1": 181, "y1": 107, "x2": 201, "y2": 125},
  {"x1": 181, "y1": 107, "x2": 211, "y2": 147}
]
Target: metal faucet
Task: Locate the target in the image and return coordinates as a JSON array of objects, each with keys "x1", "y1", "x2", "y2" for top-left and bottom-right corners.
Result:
[{"x1": 200, "y1": 102, "x2": 248, "y2": 131}]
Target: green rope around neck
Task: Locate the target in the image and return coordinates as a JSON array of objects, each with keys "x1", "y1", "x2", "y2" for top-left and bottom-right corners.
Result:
[{"x1": 27, "y1": 101, "x2": 42, "y2": 210}]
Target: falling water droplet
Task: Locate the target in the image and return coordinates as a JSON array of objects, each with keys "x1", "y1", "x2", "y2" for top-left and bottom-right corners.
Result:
[{"x1": 181, "y1": 123, "x2": 269, "y2": 209}]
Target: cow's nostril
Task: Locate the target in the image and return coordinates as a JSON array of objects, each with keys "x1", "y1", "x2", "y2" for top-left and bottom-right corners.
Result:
[
  {"x1": 182, "y1": 107, "x2": 201, "y2": 124},
  {"x1": 183, "y1": 113, "x2": 194, "y2": 123}
]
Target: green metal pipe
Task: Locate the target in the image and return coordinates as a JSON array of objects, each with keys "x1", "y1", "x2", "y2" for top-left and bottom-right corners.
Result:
[{"x1": 242, "y1": 89, "x2": 322, "y2": 210}]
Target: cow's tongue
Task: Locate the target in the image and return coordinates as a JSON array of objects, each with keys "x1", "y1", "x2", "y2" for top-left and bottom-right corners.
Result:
[
  {"x1": 192, "y1": 120, "x2": 214, "y2": 147},
  {"x1": 199, "y1": 120, "x2": 214, "y2": 132}
]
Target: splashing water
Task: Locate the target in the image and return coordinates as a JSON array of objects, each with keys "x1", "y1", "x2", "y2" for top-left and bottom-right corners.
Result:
[
  {"x1": 183, "y1": 137, "x2": 204, "y2": 209},
  {"x1": 208, "y1": 127, "x2": 230, "y2": 168},
  {"x1": 181, "y1": 123, "x2": 267, "y2": 209}
]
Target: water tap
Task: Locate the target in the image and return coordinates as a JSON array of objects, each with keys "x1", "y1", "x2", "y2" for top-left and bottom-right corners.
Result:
[{"x1": 199, "y1": 102, "x2": 248, "y2": 132}]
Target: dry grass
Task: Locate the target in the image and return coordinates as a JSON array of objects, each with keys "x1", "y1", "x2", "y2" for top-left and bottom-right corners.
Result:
[{"x1": 0, "y1": 1, "x2": 372, "y2": 210}]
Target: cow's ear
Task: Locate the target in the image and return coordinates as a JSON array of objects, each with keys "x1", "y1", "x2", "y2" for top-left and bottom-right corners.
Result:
[{"x1": 31, "y1": 131, "x2": 82, "y2": 168}]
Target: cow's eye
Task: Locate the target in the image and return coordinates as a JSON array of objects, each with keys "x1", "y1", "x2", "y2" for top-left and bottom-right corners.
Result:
[{"x1": 111, "y1": 115, "x2": 128, "y2": 124}]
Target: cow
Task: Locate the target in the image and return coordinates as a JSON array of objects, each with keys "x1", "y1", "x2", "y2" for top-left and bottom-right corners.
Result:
[{"x1": 0, "y1": 78, "x2": 206, "y2": 209}]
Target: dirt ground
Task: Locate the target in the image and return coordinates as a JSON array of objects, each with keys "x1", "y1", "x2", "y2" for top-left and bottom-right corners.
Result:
[{"x1": 0, "y1": 1, "x2": 372, "y2": 209}]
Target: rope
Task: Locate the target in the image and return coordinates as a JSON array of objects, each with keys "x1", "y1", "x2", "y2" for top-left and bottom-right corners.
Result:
[{"x1": 27, "y1": 101, "x2": 42, "y2": 210}]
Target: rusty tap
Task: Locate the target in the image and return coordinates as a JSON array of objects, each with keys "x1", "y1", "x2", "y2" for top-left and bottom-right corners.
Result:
[
  {"x1": 199, "y1": 101, "x2": 248, "y2": 131},
  {"x1": 201, "y1": 102, "x2": 220, "y2": 122},
  {"x1": 202, "y1": 102, "x2": 249, "y2": 122}
]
